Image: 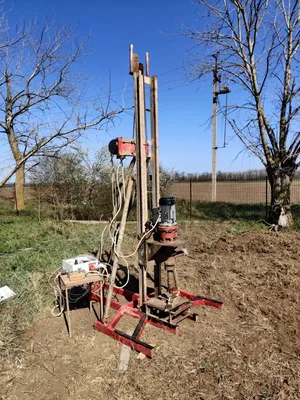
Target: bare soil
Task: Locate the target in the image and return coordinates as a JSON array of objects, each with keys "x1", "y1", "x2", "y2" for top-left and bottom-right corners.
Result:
[{"x1": 1, "y1": 221, "x2": 300, "y2": 400}]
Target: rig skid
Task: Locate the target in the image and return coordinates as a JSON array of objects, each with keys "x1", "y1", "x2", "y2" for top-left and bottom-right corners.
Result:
[{"x1": 91, "y1": 45, "x2": 222, "y2": 358}]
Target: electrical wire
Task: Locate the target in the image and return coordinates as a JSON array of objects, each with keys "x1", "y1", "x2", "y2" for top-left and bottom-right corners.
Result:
[
  {"x1": 115, "y1": 217, "x2": 159, "y2": 260},
  {"x1": 85, "y1": 65, "x2": 184, "y2": 101},
  {"x1": 96, "y1": 161, "x2": 130, "y2": 289},
  {"x1": 104, "y1": 159, "x2": 160, "y2": 289},
  {"x1": 51, "y1": 292, "x2": 65, "y2": 317},
  {"x1": 50, "y1": 272, "x2": 65, "y2": 317},
  {"x1": 224, "y1": 92, "x2": 228, "y2": 147},
  {"x1": 109, "y1": 163, "x2": 131, "y2": 289},
  {"x1": 50, "y1": 260, "x2": 110, "y2": 317},
  {"x1": 108, "y1": 163, "x2": 124, "y2": 246},
  {"x1": 99, "y1": 224, "x2": 108, "y2": 261}
]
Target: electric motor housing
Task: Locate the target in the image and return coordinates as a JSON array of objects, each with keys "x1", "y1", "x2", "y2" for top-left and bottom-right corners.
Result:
[{"x1": 159, "y1": 197, "x2": 176, "y2": 226}]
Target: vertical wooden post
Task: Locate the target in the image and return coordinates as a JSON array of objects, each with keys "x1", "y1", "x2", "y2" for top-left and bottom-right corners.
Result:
[
  {"x1": 134, "y1": 70, "x2": 148, "y2": 307},
  {"x1": 189, "y1": 178, "x2": 192, "y2": 220},
  {"x1": 150, "y1": 76, "x2": 160, "y2": 209},
  {"x1": 134, "y1": 71, "x2": 148, "y2": 234},
  {"x1": 265, "y1": 174, "x2": 268, "y2": 220},
  {"x1": 103, "y1": 177, "x2": 134, "y2": 323}
]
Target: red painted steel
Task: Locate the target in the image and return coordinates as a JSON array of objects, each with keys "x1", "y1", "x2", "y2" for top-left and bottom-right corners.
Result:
[
  {"x1": 94, "y1": 320, "x2": 153, "y2": 358},
  {"x1": 91, "y1": 282, "x2": 222, "y2": 357},
  {"x1": 117, "y1": 137, "x2": 150, "y2": 158},
  {"x1": 176, "y1": 288, "x2": 223, "y2": 308}
]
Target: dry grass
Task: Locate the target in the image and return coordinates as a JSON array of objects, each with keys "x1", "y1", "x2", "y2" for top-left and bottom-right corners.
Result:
[{"x1": 1, "y1": 220, "x2": 300, "y2": 399}]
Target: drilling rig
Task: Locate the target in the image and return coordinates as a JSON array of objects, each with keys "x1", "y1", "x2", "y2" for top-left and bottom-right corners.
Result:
[{"x1": 91, "y1": 45, "x2": 222, "y2": 358}]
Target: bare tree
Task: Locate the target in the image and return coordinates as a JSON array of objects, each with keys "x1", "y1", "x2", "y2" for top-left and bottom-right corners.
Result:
[
  {"x1": 0, "y1": 19, "x2": 124, "y2": 211},
  {"x1": 183, "y1": 0, "x2": 300, "y2": 225}
]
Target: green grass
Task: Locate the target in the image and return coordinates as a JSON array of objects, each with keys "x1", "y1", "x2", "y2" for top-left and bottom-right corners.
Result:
[
  {"x1": 1, "y1": 196, "x2": 299, "y2": 355},
  {"x1": 177, "y1": 198, "x2": 300, "y2": 227},
  {"x1": 0, "y1": 201, "x2": 105, "y2": 354}
]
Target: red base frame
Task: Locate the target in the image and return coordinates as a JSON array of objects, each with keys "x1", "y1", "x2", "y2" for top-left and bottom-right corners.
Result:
[{"x1": 91, "y1": 284, "x2": 222, "y2": 358}]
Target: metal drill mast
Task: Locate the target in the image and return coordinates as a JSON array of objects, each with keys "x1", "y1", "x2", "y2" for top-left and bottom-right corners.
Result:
[{"x1": 93, "y1": 45, "x2": 222, "y2": 358}]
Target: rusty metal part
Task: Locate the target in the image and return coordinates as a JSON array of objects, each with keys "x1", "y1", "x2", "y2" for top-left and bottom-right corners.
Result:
[
  {"x1": 164, "y1": 257, "x2": 179, "y2": 292},
  {"x1": 156, "y1": 224, "x2": 179, "y2": 242}
]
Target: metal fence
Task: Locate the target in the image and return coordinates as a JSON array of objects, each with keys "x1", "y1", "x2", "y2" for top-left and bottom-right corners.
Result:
[{"x1": 171, "y1": 178, "x2": 300, "y2": 219}]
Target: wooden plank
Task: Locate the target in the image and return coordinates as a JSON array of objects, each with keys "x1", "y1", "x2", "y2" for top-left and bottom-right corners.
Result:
[
  {"x1": 134, "y1": 70, "x2": 148, "y2": 307},
  {"x1": 145, "y1": 312, "x2": 178, "y2": 329},
  {"x1": 68, "y1": 272, "x2": 86, "y2": 282},
  {"x1": 118, "y1": 330, "x2": 133, "y2": 373},
  {"x1": 171, "y1": 313, "x2": 190, "y2": 325},
  {"x1": 170, "y1": 303, "x2": 192, "y2": 317},
  {"x1": 134, "y1": 71, "x2": 148, "y2": 235},
  {"x1": 144, "y1": 298, "x2": 166, "y2": 311},
  {"x1": 168, "y1": 298, "x2": 191, "y2": 310},
  {"x1": 103, "y1": 178, "x2": 134, "y2": 322},
  {"x1": 150, "y1": 76, "x2": 160, "y2": 209},
  {"x1": 60, "y1": 273, "x2": 103, "y2": 289}
]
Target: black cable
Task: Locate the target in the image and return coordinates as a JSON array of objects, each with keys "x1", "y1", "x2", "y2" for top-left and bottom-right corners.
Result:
[{"x1": 224, "y1": 92, "x2": 228, "y2": 148}]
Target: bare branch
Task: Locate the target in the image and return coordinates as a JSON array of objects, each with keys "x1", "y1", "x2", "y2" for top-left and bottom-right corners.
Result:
[{"x1": 0, "y1": 18, "x2": 126, "y2": 203}]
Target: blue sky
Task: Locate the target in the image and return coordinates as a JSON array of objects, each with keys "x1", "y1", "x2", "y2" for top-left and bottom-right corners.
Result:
[{"x1": 5, "y1": 0, "x2": 263, "y2": 174}]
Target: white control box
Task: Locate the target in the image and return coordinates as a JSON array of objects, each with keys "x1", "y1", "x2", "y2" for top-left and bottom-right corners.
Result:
[{"x1": 62, "y1": 254, "x2": 100, "y2": 273}]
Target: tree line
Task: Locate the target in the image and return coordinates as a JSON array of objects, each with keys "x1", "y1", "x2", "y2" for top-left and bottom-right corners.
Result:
[
  {"x1": 173, "y1": 169, "x2": 300, "y2": 182},
  {"x1": 30, "y1": 148, "x2": 173, "y2": 221},
  {"x1": 1, "y1": 1, "x2": 300, "y2": 225}
]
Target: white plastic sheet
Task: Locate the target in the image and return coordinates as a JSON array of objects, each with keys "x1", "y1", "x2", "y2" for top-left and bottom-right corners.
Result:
[{"x1": 0, "y1": 286, "x2": 16, "y2": 302}]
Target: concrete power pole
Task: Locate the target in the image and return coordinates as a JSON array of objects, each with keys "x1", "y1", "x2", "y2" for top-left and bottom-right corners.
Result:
[
  {"x1": 212, "y1": 54, "x2": 219, "y2": 202},
  {"x1": 212, "y1": 54, "x2": 230, "y2": 202}
]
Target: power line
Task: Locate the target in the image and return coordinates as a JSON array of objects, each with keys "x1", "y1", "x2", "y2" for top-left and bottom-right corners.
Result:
[
  {"x1": 78, "y1": 67, "x2": 195, "y2": 111},
  {"x1": 102, "y1": 77, "x2": 197, "y2": 104},
  {"x1": 85, "y1": 65, "x2": 186, "y2": 102}
]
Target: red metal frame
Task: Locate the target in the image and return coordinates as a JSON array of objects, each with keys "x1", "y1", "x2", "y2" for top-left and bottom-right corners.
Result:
[
  {"x1": 91, "y1": 283, "x2": 222, "y2": 358},
  {"x1": 117, "y1": 137, "x2": 151, "y2": 158}
]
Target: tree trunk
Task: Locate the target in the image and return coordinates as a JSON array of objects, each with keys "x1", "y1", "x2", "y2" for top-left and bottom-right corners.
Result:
[
  {"x1": 15, "y1": 163, "x2": 25, "y2": 212},
  {"x1": 267, "y1": 167, "x2": 293, "y2": 227}
]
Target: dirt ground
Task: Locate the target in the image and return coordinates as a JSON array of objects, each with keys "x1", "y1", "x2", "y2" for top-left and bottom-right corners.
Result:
[{"x1": 1, "y1": 221, "x2": 300, "y2": 400}]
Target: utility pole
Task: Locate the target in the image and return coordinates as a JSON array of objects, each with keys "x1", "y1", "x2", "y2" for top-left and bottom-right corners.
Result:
[
  {"x1": 211, "y1": 53, "x2": 230, "y2": 202},
  {"x1": 212, "y1": 54, "x2": 219, "y2": 202}
]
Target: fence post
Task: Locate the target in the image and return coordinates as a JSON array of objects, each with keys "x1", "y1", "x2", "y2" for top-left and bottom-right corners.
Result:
[
  {"x1": 265, "y1": 175, "x2": 268, "y2": 220},
  {"x1": 189, "y1": 178, "x2": 192, "y2": 220}
]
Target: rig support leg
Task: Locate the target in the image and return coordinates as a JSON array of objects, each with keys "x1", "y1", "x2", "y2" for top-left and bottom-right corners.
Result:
[{"x1": 103, "y1": 177, "x2": 134, "y2": 323}]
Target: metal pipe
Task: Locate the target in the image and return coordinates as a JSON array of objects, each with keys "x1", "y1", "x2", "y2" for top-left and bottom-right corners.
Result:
[
  {"x1": 145, "y1": 52, "x2": 150, "y2": 77},
  {"x1": 129, "y1": 44, "x2": 133, "y2": 74}
]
